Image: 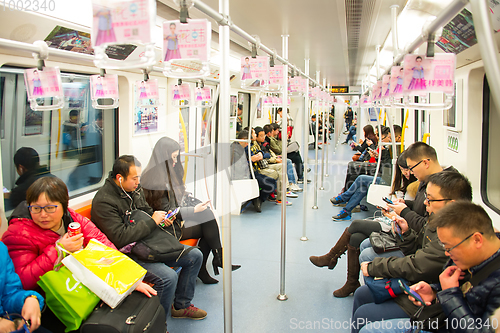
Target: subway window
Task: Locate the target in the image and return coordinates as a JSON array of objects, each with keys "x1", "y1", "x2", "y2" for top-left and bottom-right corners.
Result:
[
  {"x1": 481, "y1": 75, "x2": 500, "y2": 214},
  {"x1": 1, "y1": 68, "x2": 116, "y2": 212}
]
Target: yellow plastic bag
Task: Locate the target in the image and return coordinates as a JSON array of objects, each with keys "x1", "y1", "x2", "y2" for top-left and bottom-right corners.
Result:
[{"x1": 62, "y1": 239, "x2": 146, "y2": 308}]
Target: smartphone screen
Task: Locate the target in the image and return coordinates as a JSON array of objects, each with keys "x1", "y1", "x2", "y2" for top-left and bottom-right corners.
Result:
[
  {"x1": 394, "y1": 222, "x2": 402, "y2": 235},
  {"x1": 383, "y1": 197, "x2": 394, "y2": 205},
  {"x1": 398, "y1": 280, "x2": 425, "y2": 305},
  {"x1": 165, "y1": 207, "x2": 180, "y2": 220}
]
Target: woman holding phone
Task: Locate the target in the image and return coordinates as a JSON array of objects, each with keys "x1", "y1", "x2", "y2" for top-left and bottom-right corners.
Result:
[{"x1": 141, "y1": 137, "x2": 240, "y2": 284}]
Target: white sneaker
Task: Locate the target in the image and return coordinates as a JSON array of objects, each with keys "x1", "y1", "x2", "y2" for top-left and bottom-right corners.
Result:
[
  {"x1": 286, "y1": 191, "x2": 298, "y2": 198},
  {"x1": 289, "y1": 183, "x2": 303, "y2": 193}
]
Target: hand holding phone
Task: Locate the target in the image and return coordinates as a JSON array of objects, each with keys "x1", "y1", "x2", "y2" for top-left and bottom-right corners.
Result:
[
  {"x1": 382, "y1": 197, "x2": 394, "y2": 205},
  {"x1": 165, "y1": 207, "x2": 180, "y2": 220},
  {"x1": 398, "y1": 280, "x2": 426, "y2": 306}
]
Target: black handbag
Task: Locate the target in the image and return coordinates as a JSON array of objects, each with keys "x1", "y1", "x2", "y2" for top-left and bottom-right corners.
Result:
[
  {"x1": 369, "y1": 231, "x2": 400, "y2": 254},
  {"x1": 126, "y1": 210, "x2": 192, "y2": 263},
  {"x1": 181, "y1": 193, "x2": 203, "y2": 208},
  {"x1": 80, "y1": 291, "x2": 166, "y2": 333}
]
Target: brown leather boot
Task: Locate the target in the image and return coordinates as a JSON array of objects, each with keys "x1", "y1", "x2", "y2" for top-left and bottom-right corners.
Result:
[
  {"x1": 309, "y1": 227, "x2": 350, "y2": 269},
  {"x1": 333, "y1": 244, "x2": 361, "y2": 297}
]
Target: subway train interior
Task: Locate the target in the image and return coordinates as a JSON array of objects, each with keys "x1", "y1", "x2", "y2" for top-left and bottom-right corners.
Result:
[{"x1": 1, "y1": 0, "x2": 500, "y2": 332}]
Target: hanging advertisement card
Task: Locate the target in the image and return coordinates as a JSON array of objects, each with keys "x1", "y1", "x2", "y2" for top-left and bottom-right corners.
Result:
[
  {"x1": 389, "y1": 66, "x2": 404, "y2": 97},
  {"x1": 195, "y1": 87, "x2": 212, "y2": 107},
  {"x1": 90, "y1": 74, "x2": 119, "y2": 109},
  {"x1": 24, "y1": 67, "x2": 64, "y2": 111},
  {"x1": 372, "y1": 81, "x2": 382, "y2": 101},
  {"x1": 381, "y1": 75, "x2": 391, "y2": 98},
  {"x1": 240, "y1": 56, "x2": 269, "y2": 89},
  {"x1": 289, "y1": 77, "x2": 307, "y2": 95},
  {"x1": 268, "y1": 65, "x2": 284, "y2": 91},
  {"x1": 163, "y1": 19, "x2": 211, "y2": 77},
  {"x1": 171, "y1": 83, "x2": 191, "y2": 107},
  {"x1": 402, "y1": 54, "x2": 456, "y2": 95}
]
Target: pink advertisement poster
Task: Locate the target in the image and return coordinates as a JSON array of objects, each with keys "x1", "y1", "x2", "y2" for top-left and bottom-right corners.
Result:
[
  {"x1": 172, "y1": 83, "x2": 191, "y2": 102},
  {"x1": 195, "y1": 87, "x2": 211, "y2": 107},
  {"x1": 389, "y1": 66, "x2": 404, "y2": 97},
  {"x1": 372, "y1": 81, "x2": 382, "y2": 101},
  {"x1": 92, "y1": 0, "x2": 155, "y2": 47},
  {"x1": 240, "y1": 56, "x2": 269, "y2": 87},
  {"x1": 382, "y1": 75, "x2": 391, "y2": 98},
  {"x1": 269, "y1": 65, "x2": 284, "y2": 86},
  {"x1": 289, "y1": 77, "x2": 307, "y2": 94},
  {"x1": 90, "y1": 74, "x2": 119, "y2": 99},
  {"x1": 360, "y1": 95, "x2": 372, "y2": 105},
  {"x1": 24, "y1": 67, "x2": 63, "y2": 100},
  {"x1": 402, "y1": 54, "x2": 456, "y2": 95},
  {"x1": 135, "y1": 79, "x2": 159, "y2": 101},
  {"x1": 163, "y1": 19, "x2": 211, "y2": 62},
  {"x1": 309, "y1": 87, "x2": 320, "y2": 100}
]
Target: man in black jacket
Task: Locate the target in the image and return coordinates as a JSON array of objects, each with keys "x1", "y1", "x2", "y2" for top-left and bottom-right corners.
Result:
[
  {"x1": 91, "y1": 155, "x2": 207, "y2": 323},
  {"x1": 358, "y1": 202, "x2": 500, "y2": 333}
]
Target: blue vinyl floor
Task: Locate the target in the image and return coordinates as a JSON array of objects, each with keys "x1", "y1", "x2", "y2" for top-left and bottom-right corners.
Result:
[{"x1": 167, "y1": 135, "x2": 377, "y2": 333}]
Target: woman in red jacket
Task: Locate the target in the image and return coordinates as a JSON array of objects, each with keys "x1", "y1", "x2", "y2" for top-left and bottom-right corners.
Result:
[{"x1": 2, "y1": 177, "x2": 156, "y2": 331}]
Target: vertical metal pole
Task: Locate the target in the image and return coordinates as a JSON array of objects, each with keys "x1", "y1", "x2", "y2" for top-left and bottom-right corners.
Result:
[
  {"x1": 218, "y1": 0, "x2": 233, "y2": 331},
  {"x1": 325, "y1": 81, "x2": 330, "y2": 177},
  {"x1": 390, "y1": 5, "x2": 400, "y2": 60},
  {"x1": 376, "y1": 45, "x2": 381, "y2": 80},
  {"x1": 278, "y1": 35, "x2": 289, "y2": 301},
  {"x1": 312, "y1": 71, "x2": 320, "y2": 209},
  {"x1": 319, "y1": 79, "x2": 326, "y2": 190},
  {"x1": 301, "y1": 58, "x2": 310, "y2": 241}
]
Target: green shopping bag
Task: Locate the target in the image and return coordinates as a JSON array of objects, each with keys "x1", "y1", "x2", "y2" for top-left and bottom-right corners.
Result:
[{"x1": 38, "y1": 266, "x2": 100, "y2": 332}]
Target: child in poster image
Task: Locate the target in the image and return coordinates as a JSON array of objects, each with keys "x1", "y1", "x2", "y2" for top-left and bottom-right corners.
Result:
[
  {"x1": 139, "y1": 81, "x2": 147, "y2": 99},
  {"x1": 393, "y1": 68, "x2": 404, "y2": 93},
  {"x1": 196, "y1": 88, "x2": 202, "y2": 101},
  {"x1": 173, "y1": 85, "x2": 180, "y2": 100},
  {"x1": 32, "y1": 70, "x2": 43, "y2": 96},
  {"x1": 95, "y1": 76, "x2": 104, "y2": 97},
  {"x1": 95, "y1": 8, "x2": 116, "y2": 46},
  {"x1": 242, "y1": 57, "x2": 252, "y2": 80},
  {"x1": 408, "y1": 56, "x2": 426, "y2": 90},
  {"x1": 164, "y1": 23, "x2": 181, "y2": 61}
]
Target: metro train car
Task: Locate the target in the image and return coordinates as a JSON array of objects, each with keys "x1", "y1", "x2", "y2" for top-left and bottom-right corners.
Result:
[{"x1": 1, "y1": 0, "x2": 500, "y2": 332}]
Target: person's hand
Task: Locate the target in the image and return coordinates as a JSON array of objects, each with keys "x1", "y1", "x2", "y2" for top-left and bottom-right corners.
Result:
[
  {"x1": 358, "y1": 139, "x2": 363, "y2": 144},
  {"x1": 407, "y1": 281, "x2": 437, "y2": 307},
  {"x1": 381, "y1": 208, "x2": 397, "y2": 220},
  {"x1": 439, "y1": 266, "x2": 465, "y2": 290},
  {"x1": 152, "y1": 211, "x2": 167, "y2": 225},
  {"x1": 393, "y1": 215, "x2": 409, "y2": 234},
  {"x1": 360, "y1": 262, "x2": 370, "y2": 277},
  {"x1": 0, "y1": 317, "x2": 17, "y2": 333},
  {"x1": 194, "y1": 201, "x2": 210, "y2": 213},
  {"x1": 393, "y1": 198, "x2": 406, "y2": 204},
  {"x1": 59, "y1": 233, "x2": 84, "y2": 253},
  {"x1": 161, "y1": 210, "x2": 176, "y2": 227},
  {"x1": 276, "y1": 157, "x2": 282, "y2": 163},
  {"x1": 22, "y1": 296, "x2": 41, "y2": 331},
  {"x1": 387, "y1": 202, "x2": 407, "y2": 215},
  {"x1": 135, "y1": 282, "x2": 157, "y2": 298}
]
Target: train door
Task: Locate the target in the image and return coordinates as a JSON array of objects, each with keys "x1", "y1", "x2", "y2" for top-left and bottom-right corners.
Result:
[{"x1": 238, "y1": 92, "x2": 250, "y2": 129}]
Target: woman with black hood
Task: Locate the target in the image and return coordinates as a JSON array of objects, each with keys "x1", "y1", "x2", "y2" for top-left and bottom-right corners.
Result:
[{"x1": 141, "y1": 137, "x2": 240, "y2": 284}]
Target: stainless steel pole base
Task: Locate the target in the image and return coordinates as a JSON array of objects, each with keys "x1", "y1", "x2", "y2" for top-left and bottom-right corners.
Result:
[
  {"x1": 312, "y1": 205, "x2": 318, "y2": 209},
  {"x1": 319, "y1": 187, "x2": 325, "y2": 190},
  {"x1": 277, "y1": 294, "x2": 288, "y2": 301},
  {"x1": 300, "y1": 236, "x2": 309, "y2": 241},
  {"x1": 325, "y1": 174, "x2": 329, "y2": 177}
]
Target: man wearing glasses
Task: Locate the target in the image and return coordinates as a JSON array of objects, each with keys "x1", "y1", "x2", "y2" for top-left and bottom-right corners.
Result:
[
  {"x1": 359, "y1": 202, "x2": 500, "y2": 333},
  {"x1": 352, "y1": 172, "x2": 473, "y2": 333},
  {"x1": 386, "y1": 142, "x2": 457, "y2": 233}
]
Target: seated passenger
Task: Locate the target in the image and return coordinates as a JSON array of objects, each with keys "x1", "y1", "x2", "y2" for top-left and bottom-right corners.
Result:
[
  {"x1": 141, "y1": 137, "x2": 240, "y2": 285},
  {"x1": 248, "y1": 128, "x2": 290, "y2": 205},
  {"x1": 91, "y1": 155, "x2": 207, "y2": 321},
  {"x1": 0, "y1": 241, "x2": 44, "y2": 333},
  {"x1": 351, "y1": 172, "x2": 473, "y2": 333},
  {"x1": 231, "y1": 130, "x2": 277, "y2": 212},
  {"x1": 331, "y1": 126, "x2": 397, "y2": 221},
  {"x1": 2, "y1": 177, "x2": 156, "y2": 332},
  {"x1": 342, "y1": 119, "x2": 357, "y2": 144},
  {"x1": 4, "y1": 147, "x2": 53, "y2": 211},
  {"x1": 358, "y1": 202, "x2": 500, "y2": 333},
  {"x1": 267, "y1": 123, "x2": 305, "y2": 184}
]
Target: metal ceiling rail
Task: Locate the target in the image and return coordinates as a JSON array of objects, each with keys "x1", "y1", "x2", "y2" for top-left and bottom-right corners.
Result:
[
  {"x1": 0, "y1": 37, "x2": 221, "y2": 83},
  {"x1": 192, "y1": 0, "x2": 327, "y2": 91}
]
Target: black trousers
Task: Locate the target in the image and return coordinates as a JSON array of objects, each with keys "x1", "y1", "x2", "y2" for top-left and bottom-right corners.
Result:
[{"x1": 347, "y1": 219, "x2": 382, "y2": 248}]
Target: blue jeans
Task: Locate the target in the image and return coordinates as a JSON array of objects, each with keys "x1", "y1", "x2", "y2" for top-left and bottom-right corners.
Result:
[
  {"x1": 352, "y1": 285, "x2": 409, "y2": 333},
  {"x1": 133, "y1": 246, "x2": 202, "y2": 317},
  {"x1": 340, "y1": 175, "x2": 381, "y2": 214},
  {"x1": 345, "y1": 125, "x2": 356, "y2": 142},
  {"x1": 359, "y1": 238, "x2": 405, "y2": 263},
  {"x1": 286, "y1": 158, "x2": 296, "y2": 183},
  {"x1": 359, "y1": 318, "x2": 430, "y2": 333}
]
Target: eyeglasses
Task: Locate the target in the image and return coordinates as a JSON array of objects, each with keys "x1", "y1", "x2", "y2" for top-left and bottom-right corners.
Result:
[
  {"x1": 28, "y1": 205, "x2": 58, "y2": 214},
  {"x1": 439, "y1": 232, "x2": 483, "y2": 253},
  {"x1": 424, "y1": 193, "x2": 452, "y2": 204},
  {"x1": 409, "y1": 158, "x2": 430, "y2": 171}
]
